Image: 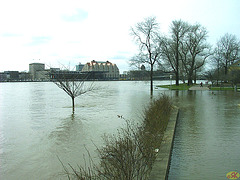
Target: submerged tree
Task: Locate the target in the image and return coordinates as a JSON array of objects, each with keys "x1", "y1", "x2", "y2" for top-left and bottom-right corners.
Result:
[
  {"x1": 169, "y1": 20, "x2": 190, "y2": 86},
  {"x1": 130, "y1": 16, "x2": 162, "y2": 95},
  {"x1": 211, "y1": 45, "x2": 224, "y2": 85},
  {"x1": 161, "y1": 20, "x2": 190, "y2": 86},
  {"x1": 161, "y1": 20, "x2": 211, "y2": 85},
  {"x1": 180, "y1": 23, "x2": 211, "y2": 85},
  {"x1": 51, "y1": 69, "x2": 95, "y2": 113}
]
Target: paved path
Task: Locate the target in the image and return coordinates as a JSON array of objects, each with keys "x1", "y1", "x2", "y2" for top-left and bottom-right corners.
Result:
[
  {"x1": 189, "y1": 85, "x2": 209, "y2": 90},
  {"x1": 149, "y1": 108, "x2": 179, "y2": 179}
]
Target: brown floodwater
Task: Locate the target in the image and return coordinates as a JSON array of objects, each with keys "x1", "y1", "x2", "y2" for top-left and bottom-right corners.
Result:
[
  {"x1": 0, "y1": 81, "x2": 165, "y2": 179},
  {"x1": 168, "y1": 90, "x2": 240, "y2": 180},
  {"x1": 1, "y1": 81, "x2": 239, "y2": 179}
]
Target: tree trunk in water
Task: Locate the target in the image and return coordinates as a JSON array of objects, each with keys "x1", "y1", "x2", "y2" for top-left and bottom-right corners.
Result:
[
  {"x1": 176, "y1": 37, "x2": 179, "y2": 86},
  {"x1": 175, "y1": 70, "x2": 179, "y2": 86},
  {"x1": 187, "y1": 70, "x2": 194, "y2": 86},
  {"x1": 150, "y1": 64, "x2": 153, "y2": 96},
  {"x1": 72, "y1": 96, "x2": 75, "y2": 114},
  {"x1": 188, "y1": 78, "x2": 193, "y2": 86},
  {"x1": 194, "y1": 69, "x2": 197, "y2": 84},
  {"x1": 217, "y1": 68, "x2": 219, "y2": 86}
]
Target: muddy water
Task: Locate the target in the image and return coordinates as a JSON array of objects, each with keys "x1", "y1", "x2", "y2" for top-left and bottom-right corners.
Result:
[
  {"x1": 168, "y1": 90, "x2": 240, "y2": 180},
  {"x1": 0, "y1": 81, "x2": 167, "y2": 180},
  {"x1": 1, "y1": 81, "x2": 239, "y2": 179}
]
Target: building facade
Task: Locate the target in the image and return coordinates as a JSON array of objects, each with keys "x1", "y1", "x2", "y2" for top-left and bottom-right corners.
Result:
[
  {"x1": 76, "y1": 63, "x2": 84, "y2": 72},
  {"x1": 29, "y1": 63, "x2": 47, "y2": 81},
  {"x1": 0, "y1": 71, "x2": 30, "y2": 82},
  {"x1": 81, "y1": 60, "x2": 119, "y2": 80}
]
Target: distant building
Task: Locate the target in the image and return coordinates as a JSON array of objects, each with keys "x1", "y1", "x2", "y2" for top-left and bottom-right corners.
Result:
[
  {"x1": 19, "y1": 72, "x2": 30, "y2": 81},
  {"x1": 127, "y1": 70, "x2": 174, "y2": 80},
  {"x1": 0, "y1": 72, "x2": 6, "y2": 81},
  {"x1": 0, "y1": 71, "x2": 19, "y2": 81},
  {"x1": 5, "y1": 71, "x2": 19, "y2": 80},
  {"x1": 81, "y1": 60, "x2": 119, "y2": 80},
  {"x1": 29, "y1": 63, "x2": 47, "y2": 81},
  {"x1": 49, "y1": 69, "x2": 85, "y2": 80},
  {"x1": 49, "y1": 68, "x2": 60, "y2": 74},
  {"x1": 76, "y1": 63, "x2": 84, "y2": 72},
  {"x1": 0, "y1": 71, "x2": 30, "y2": 82},
  {"x1": 27, "y1": 61, "x2": 120, "y2": 81}
]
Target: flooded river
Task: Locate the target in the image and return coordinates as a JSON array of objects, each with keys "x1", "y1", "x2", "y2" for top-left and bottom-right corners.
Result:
[
  {"x1": 0, "y1": 81, "x2": 165, "y2": 179},
  {"x1": 1, "y1": 81, "x2": 239, "y2": 179}
]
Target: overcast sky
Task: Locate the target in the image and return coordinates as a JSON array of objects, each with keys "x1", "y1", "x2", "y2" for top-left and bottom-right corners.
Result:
[{"x1": 0, "y1": 0, "x2": 239, "y2": 73}]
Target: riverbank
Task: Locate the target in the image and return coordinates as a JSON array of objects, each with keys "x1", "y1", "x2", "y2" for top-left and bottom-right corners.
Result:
[
  {"x1": 157, "y1": 83, "x2": 192, "y2": 90},
  {"x1": 61, "y1": 95, "x2": 173, "y2": 179},
  {"x1": 157, "y1": 83, "x2": 240, "y2": 91},
  {"x1": 149, "y1": 107, "x2": 179, "y2": 179}
]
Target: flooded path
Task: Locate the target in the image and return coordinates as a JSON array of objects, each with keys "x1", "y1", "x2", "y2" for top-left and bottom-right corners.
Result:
[{"x1": 168, "y1": 91, "x2": 240, "y2": 179}]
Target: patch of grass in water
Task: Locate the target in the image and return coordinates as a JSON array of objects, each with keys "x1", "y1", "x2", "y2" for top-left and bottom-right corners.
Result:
[{"x1": 157, "y1": 83, "x2": 192, "y2": 90}]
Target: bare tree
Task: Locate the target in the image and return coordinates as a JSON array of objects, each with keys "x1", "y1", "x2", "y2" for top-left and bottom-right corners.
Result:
[
  {"x1": 130, "y1": 17, "x2": 162, "y2": 95},
  {"x1": 228, "y1": 69, "x2": 240, "y2": 91},
  {"x1": 209, "y1": 45, "x2": 233, "y2": 85},
  {"x1": 51, "y1": 69, "x2": 95, "y2": 113},
  {"x1": 161, "y1": 20, "x2": 190, "y2": 85},
  {"x1": 180, "y1": 23, "x2": 211, "y2": 85},
  {"x1": 129, "y1": 54, "x2": 146, "y2": 70},
  {"x1": 214, "y1": 33, "x2": 240, "y2": 75}
]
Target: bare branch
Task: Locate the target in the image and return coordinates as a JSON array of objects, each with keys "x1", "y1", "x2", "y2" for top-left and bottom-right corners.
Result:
[
  {"x1": 51, "y1": 68, "x2": 96, "y2": 113},
  {"x1": 214, "y1": 33, "x2": 240, "y2": 75},
  {"x1": 130, "y1": 16, "x2": 162, "y2": 94}
]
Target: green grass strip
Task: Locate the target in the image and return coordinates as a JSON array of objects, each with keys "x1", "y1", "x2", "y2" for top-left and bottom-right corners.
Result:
[
  {"x1": 157, "y1": 83, "x2": 192, "y2": 90},
  {"x1": 210, "y1": 87, "x2": 234, "y2": 91}
]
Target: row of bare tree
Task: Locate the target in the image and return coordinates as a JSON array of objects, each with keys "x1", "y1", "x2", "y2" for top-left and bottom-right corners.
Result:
[
  {"x1": 130, "y1": 17, "x2": 240, "y2": 93},
  {"x1": 209, "y1": 33, "x2": 240, "y2": 85},
  {"x1": 51, "y1": 17, "x2": 240, "y2": 112}
]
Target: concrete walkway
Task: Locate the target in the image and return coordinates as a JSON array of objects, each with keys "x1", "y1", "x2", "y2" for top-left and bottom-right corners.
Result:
[
  {"x1": 149, "y1": 108, "x2": 179, "y2": 180},
  {"x1": 189, "y1": 85, "x2": 209, "y2": 90}
]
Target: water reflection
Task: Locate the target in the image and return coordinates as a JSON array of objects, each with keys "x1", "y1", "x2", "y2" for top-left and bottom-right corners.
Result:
[
  {"x1": 168, "y1": 91, "x2": 240, "y2": 180},
  {"x1": 49, "y1": 114, "x2": 84, "y2": 145},
  {"x1": 3, "y1": 81, "x2": 238, "y2": 179},
  {"x1": 0, "y1": 81, "x2": 160, "y2": 179}
]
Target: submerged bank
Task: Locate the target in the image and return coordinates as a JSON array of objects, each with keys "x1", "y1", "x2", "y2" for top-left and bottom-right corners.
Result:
[
  {"x1": 62, "y1": 95, "x2": 173, "y2": 179},
  {"x1": 149, "y1": 107, "x2": 179, "y2": 179}
]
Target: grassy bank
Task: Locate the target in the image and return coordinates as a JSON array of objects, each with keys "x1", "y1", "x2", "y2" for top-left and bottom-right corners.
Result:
[
  {"x1": 157, "y1": 83, "x2": 193, "y2": 90},
  {"x1": 61, "y1": 95, "x2": 172, "y2": 179},
  {"x1": 210, "y1": 87, "x2": 234, "y2": 90},
  {"x1": 158, "y1": 83, "x2": 238, "y2": 91}
]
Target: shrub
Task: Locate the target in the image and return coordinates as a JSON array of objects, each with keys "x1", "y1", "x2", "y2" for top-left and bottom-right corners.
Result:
[{"x1": 61, "y1": 95, "x2": 172, "y2": 179}]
